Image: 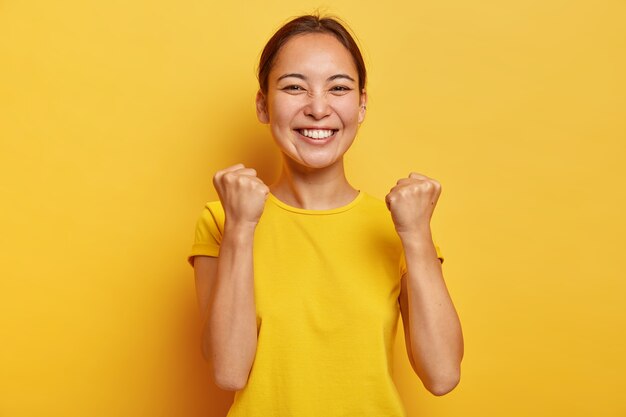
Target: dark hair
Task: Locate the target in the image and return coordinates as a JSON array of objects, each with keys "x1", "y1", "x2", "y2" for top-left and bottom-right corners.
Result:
[{"x1": 257, "y1": 14, "x2": 367, "y2": 95}]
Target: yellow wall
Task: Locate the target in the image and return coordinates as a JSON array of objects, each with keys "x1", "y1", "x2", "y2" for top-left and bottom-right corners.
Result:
[{"x1": 1, "y1": 1, "x2": 625, "y2": 416}]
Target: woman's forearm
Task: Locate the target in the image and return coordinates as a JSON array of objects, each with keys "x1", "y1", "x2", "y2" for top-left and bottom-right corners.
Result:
[
  {"x1": 206, "y1": 221, "x2": 258, "y2": 391},
  {"x1": 400, "y1": 228, "x2": 464, "y2": 395}
]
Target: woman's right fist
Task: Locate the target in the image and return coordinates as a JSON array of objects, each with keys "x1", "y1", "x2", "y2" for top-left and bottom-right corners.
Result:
[{"x1": 213, "y1": 163, "x2": 269, "y2": 227}]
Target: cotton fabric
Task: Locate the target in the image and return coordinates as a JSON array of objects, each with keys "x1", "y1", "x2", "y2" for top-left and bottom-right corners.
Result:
[{"x1": 188, "y1": 191, "x2": 443, "y2": 416}]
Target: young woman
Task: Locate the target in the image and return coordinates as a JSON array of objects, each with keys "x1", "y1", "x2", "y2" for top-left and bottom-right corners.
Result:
[{"x1": 189, "y1": 14, "x2": 463, "y2": 416}]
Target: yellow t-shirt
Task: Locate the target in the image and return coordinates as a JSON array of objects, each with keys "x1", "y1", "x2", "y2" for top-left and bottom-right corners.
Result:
[{"x1": 188, "y1": 191, "x2": 443, "y2": 417}]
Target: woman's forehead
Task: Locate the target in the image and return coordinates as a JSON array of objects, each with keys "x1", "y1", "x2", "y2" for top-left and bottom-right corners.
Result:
[{"x1": 270, "y1": 33, "x2": 358, "y2": 80}]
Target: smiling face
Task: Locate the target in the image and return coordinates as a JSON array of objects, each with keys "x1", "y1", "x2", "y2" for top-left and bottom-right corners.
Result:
[{"x1": 256, "y1": 33, "x2": 367, "y2": 171}]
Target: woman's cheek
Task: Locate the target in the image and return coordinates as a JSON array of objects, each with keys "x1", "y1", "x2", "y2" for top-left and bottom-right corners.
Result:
[{"x1": 336, "y1": 97, "x2": 361, "y2": 123}]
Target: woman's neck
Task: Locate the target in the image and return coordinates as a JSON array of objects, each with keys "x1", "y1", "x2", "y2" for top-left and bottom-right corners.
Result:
[{"x1": 269, "y1": 157, "x2": 359, "y2": 210}]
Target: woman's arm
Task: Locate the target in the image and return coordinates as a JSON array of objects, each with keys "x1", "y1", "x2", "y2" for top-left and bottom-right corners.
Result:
[
  {"x1": 193, "y1": 164, "x2": 268, "y2": 391},
  {"x1": 398, "y1": 232, "x2": 463, "y2": 396},
  {"x1": 386, "y1": 172, "x2": 464, "y2": 396},
  {"x1": 194, "y1": 223, "x2": 258, "y2": 391}
]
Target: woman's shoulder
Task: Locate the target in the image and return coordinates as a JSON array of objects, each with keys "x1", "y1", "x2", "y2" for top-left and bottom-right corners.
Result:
[
  {"x1": 205, "y1": 199, "x2": 224, "y2": 213},
  {"x1": 204, "y1": 199, "x2": 225, "y2": 224},
  {"x1": 193, "y1": 200, "x2": 225, "y2": 232}
]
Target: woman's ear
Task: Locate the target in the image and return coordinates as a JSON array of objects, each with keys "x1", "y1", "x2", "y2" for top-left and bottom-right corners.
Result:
[
  {"x1": 256, "y1": 90, "x2": 269, "y2": 124},
  {"x1": 358, "y1": 89, "x2": 368, "y2": 124}
]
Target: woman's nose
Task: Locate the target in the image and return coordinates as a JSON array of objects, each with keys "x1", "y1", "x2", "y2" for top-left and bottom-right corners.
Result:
[{"x1": 303, "y1": 93, "x2": 331, "y2": 120}]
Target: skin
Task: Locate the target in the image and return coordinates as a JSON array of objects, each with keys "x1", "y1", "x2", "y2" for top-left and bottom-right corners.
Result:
[
  {"x1": 194, "y1": 32, "x2": 464, "y2": 395},
  {"x1": 256, "y1": 32, "x2": 367, "y2": 209}
]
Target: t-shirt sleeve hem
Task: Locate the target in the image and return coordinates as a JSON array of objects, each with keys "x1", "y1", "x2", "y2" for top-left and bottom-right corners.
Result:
[
  {"x1": 188, "y1": 243, "x2": 220, "y2": 267},
  {"x1": 435, "y1": 244, "x2": 444, "y2": 264}
]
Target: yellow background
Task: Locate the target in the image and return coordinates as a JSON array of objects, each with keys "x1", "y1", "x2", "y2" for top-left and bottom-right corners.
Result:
[{"x1": 1, "y1": 0, "x2": 625, "y2": 416}]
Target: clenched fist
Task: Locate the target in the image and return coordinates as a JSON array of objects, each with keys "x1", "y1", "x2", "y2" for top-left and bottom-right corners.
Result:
[
  {"x1": 385, "y1": 172, "x2": 442, "y2": 236},
  {"x1": 213, "y1": 163, "x2": 270, "y2": 228}
]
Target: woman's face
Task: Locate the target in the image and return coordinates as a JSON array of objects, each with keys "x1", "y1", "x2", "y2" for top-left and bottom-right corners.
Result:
[{"x1": 256, "y1": 33, "x2": 367, "y2": 171}]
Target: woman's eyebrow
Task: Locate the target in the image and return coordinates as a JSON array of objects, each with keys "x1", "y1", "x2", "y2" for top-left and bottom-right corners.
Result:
[
  {"x1": 276, "y1": 73, "x2": 356, "y2": 82},
  {"x1": 327, "y1": 74, "x2": 355, "y2": 82},
  {"x1": 277, "y1": 73, "x2": 306, "y2": 81}
]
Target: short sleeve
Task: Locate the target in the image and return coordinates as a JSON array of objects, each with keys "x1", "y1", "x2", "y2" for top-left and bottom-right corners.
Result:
[
  {"x1": 187, "y1": 201, "x2": 225, "y2": 267},
  {"x1": 399, "y1": 241, "x2": 444, "y2": 277}
]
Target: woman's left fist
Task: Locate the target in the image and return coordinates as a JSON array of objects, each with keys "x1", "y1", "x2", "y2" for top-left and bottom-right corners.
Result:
[{"x1": 385, "y1": 172, "x2": 442, "y2": 235}]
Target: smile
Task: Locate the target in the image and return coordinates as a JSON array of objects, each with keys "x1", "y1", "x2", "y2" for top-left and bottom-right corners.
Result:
[{"x1": 296, "y1": 129, "x2": 337, "y2": 140}]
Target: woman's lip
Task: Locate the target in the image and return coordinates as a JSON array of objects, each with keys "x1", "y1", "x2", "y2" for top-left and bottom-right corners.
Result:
[{"x1": 294, "y1": 129, "x2": 337, "y2": 145}]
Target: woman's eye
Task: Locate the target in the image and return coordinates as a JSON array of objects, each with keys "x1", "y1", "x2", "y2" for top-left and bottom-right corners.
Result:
[
  {"x1": 331, "y1": 86, "x2": 351, "y2": 93},
  {"x1": 283, "y1": 85, "x2": 304, "y2": 91}
]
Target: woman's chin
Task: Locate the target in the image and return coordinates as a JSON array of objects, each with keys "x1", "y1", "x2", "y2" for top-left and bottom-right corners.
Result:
[{"x1": 285, "y1": 151, "x2": 344, "y2": 171}]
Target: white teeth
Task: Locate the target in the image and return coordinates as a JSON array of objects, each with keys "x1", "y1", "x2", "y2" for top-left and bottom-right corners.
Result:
[{"x1": 300, "y1": 129, "x2": 334, "y2": 139}]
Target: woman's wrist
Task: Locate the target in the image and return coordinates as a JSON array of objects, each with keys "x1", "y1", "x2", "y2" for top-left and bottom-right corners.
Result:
[
  {"x1": 396, "y1": 224, "x2": 432, "y2": 246},
  {"x1": 223, "y1": 220, "x2": 258, "y2": 243}
]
